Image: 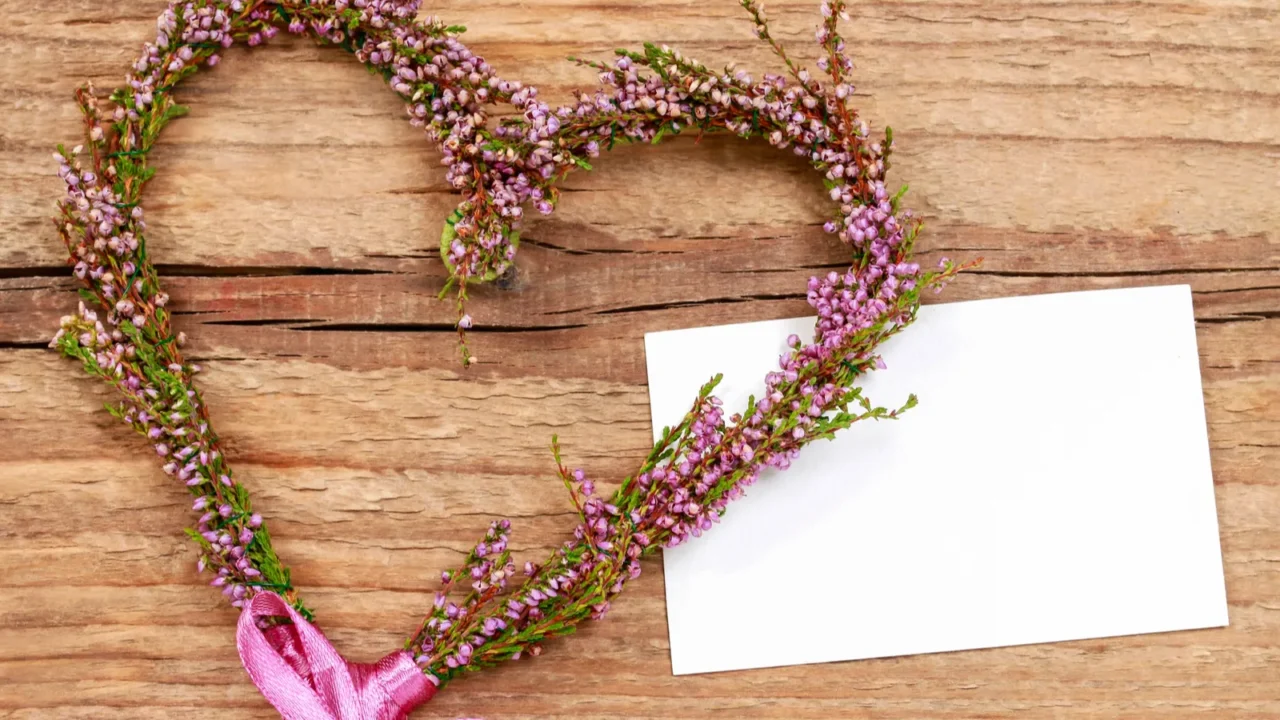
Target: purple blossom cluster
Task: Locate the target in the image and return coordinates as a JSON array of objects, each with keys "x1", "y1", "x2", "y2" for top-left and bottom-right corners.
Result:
[
  {"x1": 53, "y1": 0, "x2": 968, "y2": 692},
  {"x1": 53, "y1": 147, "x2": 274, "y2": 609},
  {"x1": 408, "y1": 233, "x2": 953, "y2": 676},
  {"x1": 281, "y1": 0, "x2": 533, "y2": 282},
  {"x1": 264, "y1": 0, "x2": 925, "y2": 345},
  {"x1": 134, "y1": 2, "x2": 237, "y2": 106},
  {"x1": 52, "y1": 0, "x2": 296, "y2": 611},
  {"x1": 415, "y1": 521, "x2": 516, "y2": 674}
]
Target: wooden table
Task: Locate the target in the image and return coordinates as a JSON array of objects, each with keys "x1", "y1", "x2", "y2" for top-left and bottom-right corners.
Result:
[{"x1": 2, "y1": 1, "x2": 1277, "y2": 717}]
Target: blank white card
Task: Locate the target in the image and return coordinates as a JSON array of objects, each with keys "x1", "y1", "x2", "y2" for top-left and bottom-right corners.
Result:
[{"x1": 645, "y1": 285, "x2": 1227, "y2": 675}]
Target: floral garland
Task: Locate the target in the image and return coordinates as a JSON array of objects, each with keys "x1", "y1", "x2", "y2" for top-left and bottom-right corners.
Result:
[{"x1": 50, "y1": 0, "x2": 968, "y2": 715}]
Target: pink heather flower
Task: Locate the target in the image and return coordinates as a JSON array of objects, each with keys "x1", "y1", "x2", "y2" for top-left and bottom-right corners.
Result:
[{"x1": 51, "y1": 0, "x2": 953, "y2": 679}]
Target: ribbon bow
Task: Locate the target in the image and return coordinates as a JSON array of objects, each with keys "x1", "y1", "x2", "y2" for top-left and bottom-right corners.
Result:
[{"x1": 237, "y1": 592, "x2": 437, "y2": 720}]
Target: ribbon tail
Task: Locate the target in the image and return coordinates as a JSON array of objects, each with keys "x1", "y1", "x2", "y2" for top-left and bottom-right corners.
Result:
[
  {"x1": 236, "y1": 592, "x2": 436, "y2": 720},
  {"x1": 237, "y1": 592, "x2": 358, "y2": 720}
]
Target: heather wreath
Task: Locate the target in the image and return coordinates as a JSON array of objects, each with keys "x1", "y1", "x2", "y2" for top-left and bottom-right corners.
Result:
[{"x1": 49, "y1": 0, "x2": 970, "y2": 707}]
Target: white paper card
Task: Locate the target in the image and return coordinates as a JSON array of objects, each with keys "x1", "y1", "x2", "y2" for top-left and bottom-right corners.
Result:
[{"x1": 645, "y1": 285, "x2": 1227, "y2": 675}]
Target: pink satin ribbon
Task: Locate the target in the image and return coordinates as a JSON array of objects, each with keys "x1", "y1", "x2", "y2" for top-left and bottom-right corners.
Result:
[{"x1": 237, "y1": 592, "x2": 437, "y2": 720}]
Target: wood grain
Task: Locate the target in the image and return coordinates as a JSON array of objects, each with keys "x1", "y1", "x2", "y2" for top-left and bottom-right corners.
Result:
[{"x1": 1, "y1": 0, "x2": 1278, "y2": 717}]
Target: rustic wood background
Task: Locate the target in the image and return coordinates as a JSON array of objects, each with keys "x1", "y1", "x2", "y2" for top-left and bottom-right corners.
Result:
[{"x1": 2, "y1": 0, "x2": 1278, "y2": 717}]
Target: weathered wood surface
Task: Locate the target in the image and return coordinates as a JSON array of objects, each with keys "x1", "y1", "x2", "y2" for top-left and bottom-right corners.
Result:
[{"x1": 1, "y1": 0, "x2": 1278, "y2": 717}]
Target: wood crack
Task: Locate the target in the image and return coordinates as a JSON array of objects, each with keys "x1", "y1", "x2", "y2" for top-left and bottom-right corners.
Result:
[
  {"x1": 300, "y1": 322, "x2": 590, "y2": 334},
  {"x1": 519, "y1": 237, "x2": 682, "y2": 256},
  {"x1": 203, "y1": 318, "x2": 321, "y2": 327},
  {"x1": 975, "y1": 266, "x2": 1280, "y2": 279},
  {"x1": 0, "y1": 340, "x2": 48, "y2": 350},
  {"x1": 594, "y1": 292, "x2": 806, "y2": 316},
  {"x1": 0, "y1": 264, "x2": 399, "y2": 279}
]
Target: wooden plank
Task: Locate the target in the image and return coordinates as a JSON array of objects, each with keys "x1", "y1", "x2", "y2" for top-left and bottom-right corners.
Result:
[{"x1": 1, "y1": 0, "x2": 1277, "y2": 717}]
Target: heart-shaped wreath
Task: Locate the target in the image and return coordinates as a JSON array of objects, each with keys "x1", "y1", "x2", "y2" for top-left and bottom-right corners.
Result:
[{"x1": 50, "y1": 0, "x2": 970, "y2": 716}]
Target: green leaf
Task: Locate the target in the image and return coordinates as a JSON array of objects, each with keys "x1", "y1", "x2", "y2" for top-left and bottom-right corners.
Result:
[
  {"x1": 162, "y1": 103, "x2": 190, "y2": 123},
  {"x1": 436, "y1": 275, "x2": 457, "y2": 301},
  {"x1": 438, "y1": 209, "x2": 463, "y2": 274},
  {"x1": 890, "y1": 184, "x2": 909, "y2": 213}
]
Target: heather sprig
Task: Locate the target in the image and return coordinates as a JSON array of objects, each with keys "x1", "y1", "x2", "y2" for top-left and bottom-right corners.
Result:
[{"x1": 51, "y1": 0, "x2": 972, "y2": 692}]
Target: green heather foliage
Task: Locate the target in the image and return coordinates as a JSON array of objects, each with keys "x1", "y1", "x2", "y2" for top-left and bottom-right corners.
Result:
[{"x1": 51, "y1": 0, "x2": 969, "y2": 685}]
